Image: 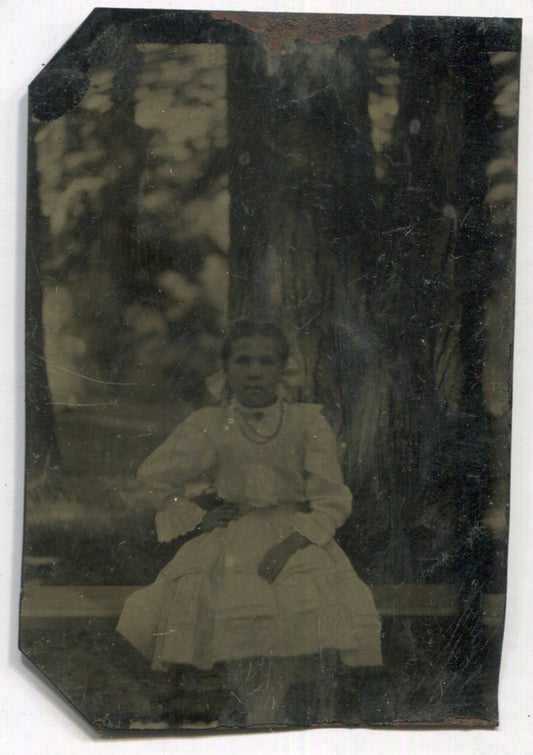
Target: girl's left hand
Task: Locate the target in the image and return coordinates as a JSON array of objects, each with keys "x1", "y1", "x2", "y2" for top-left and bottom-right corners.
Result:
[{"x1": 258, "y1": 532, "x2": 310, "y2": 584}]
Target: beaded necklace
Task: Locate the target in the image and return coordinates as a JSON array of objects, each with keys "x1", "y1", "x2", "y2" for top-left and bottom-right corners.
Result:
[{"x1": 232, "y1": 400, "x2": 285, "y2": 444}]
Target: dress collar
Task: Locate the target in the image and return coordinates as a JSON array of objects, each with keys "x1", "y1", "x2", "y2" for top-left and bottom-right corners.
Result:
[{"x1": 230, "y1": 396, "x2": 282, "y2": 420}]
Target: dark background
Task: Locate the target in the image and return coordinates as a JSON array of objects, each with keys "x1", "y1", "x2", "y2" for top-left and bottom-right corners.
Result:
[{"x1": 21, "y1": 10, "x2": 519, "y2": 730}]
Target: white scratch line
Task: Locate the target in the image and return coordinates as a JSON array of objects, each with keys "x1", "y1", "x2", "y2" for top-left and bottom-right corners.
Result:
[{"x1": 37, "y1": 354, "x2": 139, "y2": 386}]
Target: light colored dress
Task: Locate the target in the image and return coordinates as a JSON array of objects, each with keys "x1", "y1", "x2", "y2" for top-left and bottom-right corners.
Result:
[{"x1": 117, "y1": 399, "x2": 382, "y2": 671}]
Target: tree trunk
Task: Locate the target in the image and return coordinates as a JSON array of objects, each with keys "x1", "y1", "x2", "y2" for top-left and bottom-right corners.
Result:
[{"x1": 227, "y1": 37, "x2": 376, "y2": 422}]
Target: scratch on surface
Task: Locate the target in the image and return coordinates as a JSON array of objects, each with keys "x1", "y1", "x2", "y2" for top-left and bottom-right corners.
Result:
[
  {"x1": 230, "y1": 690, "x2": 244, "y2": 705},
  {"x1": 286, "y1": 288, "x2": 313, "y2": 309},
  {"x1": 381, "y1": 225, "x2": 412, "y2": 235},
  {"x1": 50, "y1": 402, "x2": 119, "y2": 407},
  {"x1": 37, "y1": 353, "x2": 139, "y2": 386},
  {"x1": 294, "y1": 310, "x2": 323, "y2": 334}
]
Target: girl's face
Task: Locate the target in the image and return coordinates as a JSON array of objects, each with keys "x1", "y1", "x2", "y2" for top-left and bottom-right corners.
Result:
[{"x1": 226, "y1": 336, "x2": 283, "y2": 407}]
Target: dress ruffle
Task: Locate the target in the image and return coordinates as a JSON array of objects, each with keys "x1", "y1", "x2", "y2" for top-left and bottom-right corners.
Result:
[{"x1": 117, "y1": 506, "x2": 382, "y2": 670}]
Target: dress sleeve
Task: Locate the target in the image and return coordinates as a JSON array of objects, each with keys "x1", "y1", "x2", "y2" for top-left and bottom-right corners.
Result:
[
  {"x1": 292, "y1": 407, "x2": 353, "y2": 546},
  {"x1": 135, "y1": 413, "x2": 217, "y2": 540}
]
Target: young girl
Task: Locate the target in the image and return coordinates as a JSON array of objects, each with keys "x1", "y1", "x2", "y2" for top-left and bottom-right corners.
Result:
[{"x1": 117, "y1": 320, "x2": 382, "y2": 726}]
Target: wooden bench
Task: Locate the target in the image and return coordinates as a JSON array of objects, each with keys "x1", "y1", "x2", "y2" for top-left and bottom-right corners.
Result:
[{"x1": 20, "y1": 584, "x2": 505, "y2": 625}]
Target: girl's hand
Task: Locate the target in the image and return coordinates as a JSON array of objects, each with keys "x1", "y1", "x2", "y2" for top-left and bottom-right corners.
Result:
[
  {"x1": 199, "y1": 502, "x2": 241, "y2": 532},
  {"x1": 258, "y1": 532, "x2": 311, "y2": 584}
]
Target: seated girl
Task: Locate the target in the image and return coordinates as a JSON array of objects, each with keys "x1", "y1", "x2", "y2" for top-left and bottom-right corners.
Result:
[{"x1": 117, "y1": 319, "x2": 382, "y2": 726}]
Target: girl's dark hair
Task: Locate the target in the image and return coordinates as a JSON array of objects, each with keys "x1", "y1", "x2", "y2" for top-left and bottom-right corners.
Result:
[{"x1": 221, "y1": 319, "x2": 290, "y2": 366}]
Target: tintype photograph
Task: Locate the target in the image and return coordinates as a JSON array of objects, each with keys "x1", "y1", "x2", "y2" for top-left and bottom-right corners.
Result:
[{"x1": 20, "y1": 9, "x2": 520, "y2": 732}]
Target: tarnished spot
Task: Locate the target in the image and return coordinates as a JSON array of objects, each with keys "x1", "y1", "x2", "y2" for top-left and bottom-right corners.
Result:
[{"x1": 211, "y1": 11, "x2": 393, "y2": 50}]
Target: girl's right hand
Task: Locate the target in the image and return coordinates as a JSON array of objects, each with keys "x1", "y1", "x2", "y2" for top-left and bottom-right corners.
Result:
[{"x1": 199, "y1": 502, "x2": 241, "y2": 532}]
